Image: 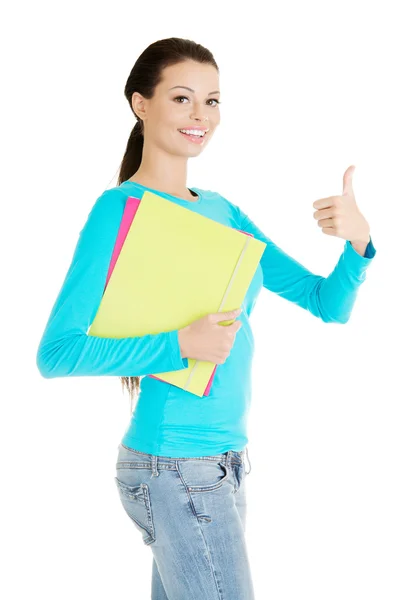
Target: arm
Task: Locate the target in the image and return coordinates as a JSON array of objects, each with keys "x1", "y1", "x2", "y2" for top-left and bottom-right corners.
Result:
[
  {"x1": 237, "y1": 207, "x2": 376, "y2": 324},
  {"x1": 36, "y1": 189, "x2": 188, "y2": 378}
]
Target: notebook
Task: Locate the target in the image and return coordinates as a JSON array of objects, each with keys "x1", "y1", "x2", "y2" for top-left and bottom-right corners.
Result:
[
  {"x1": 88, "y1": 190, "x2": 266, "y2": 397},
  {"x1": 105, "y1": 195, "x2": 256, "y2": 394}
]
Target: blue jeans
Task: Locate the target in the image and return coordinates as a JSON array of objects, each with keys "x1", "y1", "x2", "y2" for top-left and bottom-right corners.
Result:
[{"x1": 114, "y1": 443, "x2": 255, "y2": 600}]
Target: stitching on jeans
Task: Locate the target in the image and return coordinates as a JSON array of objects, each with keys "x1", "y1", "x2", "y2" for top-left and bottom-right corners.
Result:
[
  {"x1": 175, "y1": 461, "x2": 224, "y2": 597},
  {"x1": 119, "y1": 444, "x2": 243, "y2": 467},
  {"x1": 119, "y1": 443, "x2": 244, "y2": 463},
  {"x1": 198, "y1": 524, "x2": 224, "y2": 599},
  {"x1": 114, "y1": 478, "x2": 156, "y2": 544}
]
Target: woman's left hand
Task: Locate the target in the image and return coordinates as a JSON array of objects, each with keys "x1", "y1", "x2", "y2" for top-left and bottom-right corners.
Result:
[{"x1": 312, "y1": 165, "x2": 371, "y2": 244}]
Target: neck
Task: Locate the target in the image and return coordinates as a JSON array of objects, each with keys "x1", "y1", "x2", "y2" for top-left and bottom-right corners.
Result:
[{"x1": 132, "y1": 139, "x2": 193, "y2": 198}]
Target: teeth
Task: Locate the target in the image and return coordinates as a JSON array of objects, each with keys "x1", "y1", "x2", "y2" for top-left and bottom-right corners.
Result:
[{"x1": 179, "y1": 129, "x2": 206, "y2": 137}]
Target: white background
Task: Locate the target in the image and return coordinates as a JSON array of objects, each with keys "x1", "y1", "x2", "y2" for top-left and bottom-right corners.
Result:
[{"x1": 2, "y1": 1, "x2": 399, "y2": 598}]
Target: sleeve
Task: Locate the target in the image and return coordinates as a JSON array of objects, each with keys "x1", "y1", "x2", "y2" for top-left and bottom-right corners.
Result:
[
  {"x1": 36, "y1": 189, "x2": 189, "y2": 378},
  {"x1": 236, "y1": 205, "x2": 376, "y2": 324}
]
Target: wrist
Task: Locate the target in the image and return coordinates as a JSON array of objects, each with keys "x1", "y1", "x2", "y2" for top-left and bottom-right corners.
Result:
[
  {"x1": 177, "y1": 328, "x2": 189, "y2": 359},
  {"x1": 351, "y1": 236, "x2": 370, "y2": 245}
]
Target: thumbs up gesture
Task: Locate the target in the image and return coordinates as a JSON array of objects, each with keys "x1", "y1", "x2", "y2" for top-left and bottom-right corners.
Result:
[{"x1": 312, "y1": 165, "x2": 371, "y2": 245}]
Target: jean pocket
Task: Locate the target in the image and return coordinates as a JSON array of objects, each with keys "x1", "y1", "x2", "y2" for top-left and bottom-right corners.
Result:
[
  {"x1": 114, "y1": 477, "x2": 156, "y2": 545},
  {"x1": 177, "y1": 459, "x2": 229, "y2": 493}
]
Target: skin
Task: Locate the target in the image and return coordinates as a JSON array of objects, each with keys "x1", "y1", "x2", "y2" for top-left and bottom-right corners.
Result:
[
  {"x1": 128, "y1": 60, "x2": 221, "y2": 201},
  {"x1": 312, "y1": 165, "x2": 371, "y2": 256}
]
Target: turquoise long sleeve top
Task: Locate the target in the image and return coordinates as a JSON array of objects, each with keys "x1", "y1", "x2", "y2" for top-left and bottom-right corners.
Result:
[{"x1": 36, "y1": 180, "x2": 376, "y2": 456}]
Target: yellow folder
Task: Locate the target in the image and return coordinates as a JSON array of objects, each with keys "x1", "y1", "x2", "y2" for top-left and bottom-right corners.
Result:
[{"x1": 88, "y1": 190, "x2": 266, "y2": 396}]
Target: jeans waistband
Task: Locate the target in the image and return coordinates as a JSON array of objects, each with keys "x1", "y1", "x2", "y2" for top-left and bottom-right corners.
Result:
[{"x1": 118, "y1": 443, "x2": 252, "y2": 476}]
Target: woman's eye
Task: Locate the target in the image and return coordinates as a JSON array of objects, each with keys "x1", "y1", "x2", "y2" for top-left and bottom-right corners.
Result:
[{"x1": 174, "y1": 96, "x2": 221, "y2": 107}]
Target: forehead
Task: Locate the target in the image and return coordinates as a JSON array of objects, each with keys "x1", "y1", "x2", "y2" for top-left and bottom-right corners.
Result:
[{"x1": 160, "y1": 61, "x2": 219, "y2": 91}]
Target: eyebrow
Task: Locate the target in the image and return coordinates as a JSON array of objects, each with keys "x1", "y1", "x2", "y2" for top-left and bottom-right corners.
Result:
[{"x1": 168, "y1": 86, "x2": 220, "y2": 95}]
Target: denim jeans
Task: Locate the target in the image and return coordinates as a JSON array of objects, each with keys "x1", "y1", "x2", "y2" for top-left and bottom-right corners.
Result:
[{"x1": 114, "y1": 442, "x2": 254, "y2": 600}]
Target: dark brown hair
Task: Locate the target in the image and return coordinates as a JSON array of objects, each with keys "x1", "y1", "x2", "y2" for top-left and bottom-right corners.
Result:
[{"x1": 116, "y1": 37, "x2": 219, "y2": 412}]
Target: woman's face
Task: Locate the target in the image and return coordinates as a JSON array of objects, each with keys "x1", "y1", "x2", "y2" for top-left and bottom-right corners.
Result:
[{"x1": 132, "y1": 60, "x2": 221, "y2": 157}]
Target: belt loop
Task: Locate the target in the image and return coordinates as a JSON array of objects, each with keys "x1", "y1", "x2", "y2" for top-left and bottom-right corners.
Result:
[
  {"x1": 151, "y1": 454, "x2": 159, "y2": 477},
  {"x1": 226, "y1": 450, "x2": 233, "y2": 469},
  {"x1": 245, "y1": 446, "x2": 251, "y2": 475}
]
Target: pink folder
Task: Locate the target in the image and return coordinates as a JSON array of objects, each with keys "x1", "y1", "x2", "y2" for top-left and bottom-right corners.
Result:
[{"x1": 104, "y1": 196, "x2": 254, "y2": 396}]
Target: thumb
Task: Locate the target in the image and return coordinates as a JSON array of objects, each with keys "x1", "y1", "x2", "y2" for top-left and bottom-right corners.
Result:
[
  {"x1": 342, "y1": 164, "x2": 355, "y2": 196},
  {"x1": 210, "y1": 308, "x2": 242, "y2": 322}
]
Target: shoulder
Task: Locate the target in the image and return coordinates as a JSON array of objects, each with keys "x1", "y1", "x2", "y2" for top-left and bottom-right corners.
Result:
[
  {"x1": 77, "y1": 186, "x2": 130, "y2": 239},
  {"x1": 84, "y1": 186, "x2": 129, "y2": 220},
  {"x1": 90, "y1": 185, "x2": 129, "y2": 211},
  {"x1": 203, "y1": 188, "x2": 247, "y2": 228}
]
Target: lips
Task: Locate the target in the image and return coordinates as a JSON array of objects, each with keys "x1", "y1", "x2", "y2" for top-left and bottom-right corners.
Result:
[
  {"x1": 177, "y1": 128, "x2": 209, "y2": 136},
  {"x1": 178, "y1": 130, "x2": 207, "y2": 144},
  {"x1": 178, "y1": 126, "x2": 209, "y2": 132}
]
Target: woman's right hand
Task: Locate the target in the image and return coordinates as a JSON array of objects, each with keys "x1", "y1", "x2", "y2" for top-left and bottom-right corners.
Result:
[{"x1": 178, "y1": 308, "x2": 242, "y2": 364}]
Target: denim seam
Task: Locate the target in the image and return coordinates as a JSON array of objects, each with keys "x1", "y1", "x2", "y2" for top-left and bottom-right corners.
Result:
[
  {"x1": 175, "y1": 461, "x2": 224, "y2": 598},
  {"x1": 114, "y1": 479, "x2": 155, "y2": 544},
  {"x1": 119, "y1": 443, "x2": 244, "y2": 464},
  {"x1": 177, "y1": 462, "x2": 229, "y2": 493},
  {"x1": 198, "y1": 527, "x2": 224, "y2": 600},
  {"x1": 176, "y1": 460, "x2": 200, "y2": 521},
  {"x1": 116, "y1": 461, "x2": 176, "y2": 470}
]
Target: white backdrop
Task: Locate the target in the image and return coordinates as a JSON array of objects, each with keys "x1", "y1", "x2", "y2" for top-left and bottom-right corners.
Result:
[{"x1": 2, "y1": 1, "x2": 398, "y2": 598}]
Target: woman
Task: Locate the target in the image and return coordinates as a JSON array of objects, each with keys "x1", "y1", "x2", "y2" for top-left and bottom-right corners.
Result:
[{"x1": 36, "y1": 37, "x2": 376, "y2": 599}]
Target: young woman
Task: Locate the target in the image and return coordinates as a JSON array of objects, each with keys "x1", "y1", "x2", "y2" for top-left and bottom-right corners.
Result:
[{"x1": 36, "y1": 37, "x2": 376, "y2": 600}]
